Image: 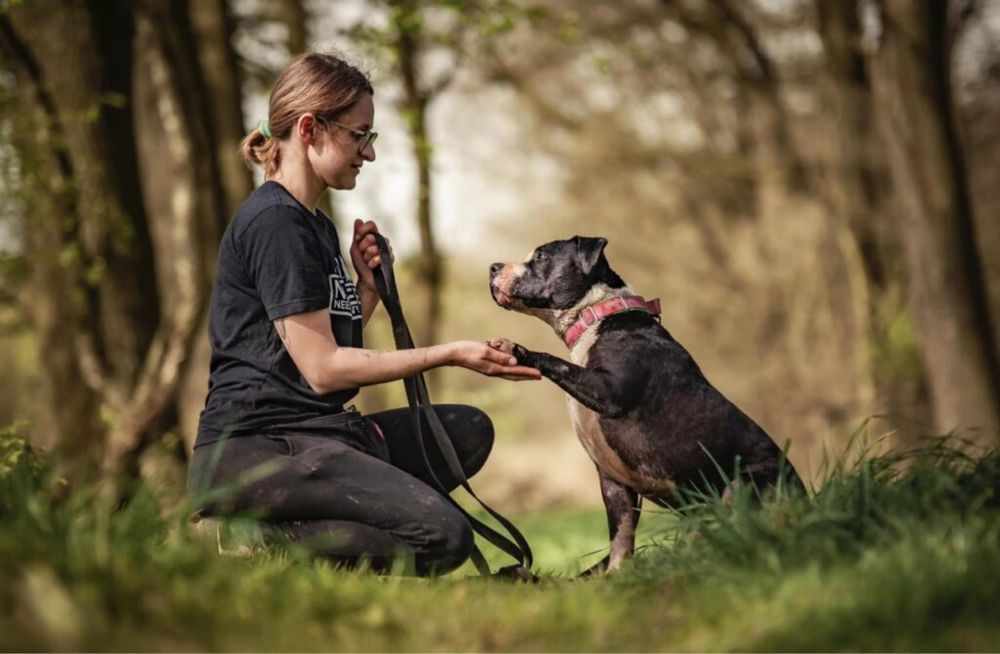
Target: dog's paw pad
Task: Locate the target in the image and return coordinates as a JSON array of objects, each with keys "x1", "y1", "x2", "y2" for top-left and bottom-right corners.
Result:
[{"x1": 487, "y1": 338, "x2": 515, "y2": 354}]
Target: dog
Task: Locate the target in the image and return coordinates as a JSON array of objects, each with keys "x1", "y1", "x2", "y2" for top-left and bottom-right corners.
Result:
[{"x1": 489, "y1": 236, "x2": 803, "y2": 573}]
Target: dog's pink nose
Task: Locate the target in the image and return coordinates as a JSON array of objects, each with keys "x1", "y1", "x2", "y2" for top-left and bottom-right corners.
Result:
[{"x1": 490, "y1": 263, "x2": 503, "y2": 276}]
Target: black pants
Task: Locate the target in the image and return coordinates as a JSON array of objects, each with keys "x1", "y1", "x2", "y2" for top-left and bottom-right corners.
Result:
[{"x1": 188, "y1": 405, "x2": 493, "y2": 576}]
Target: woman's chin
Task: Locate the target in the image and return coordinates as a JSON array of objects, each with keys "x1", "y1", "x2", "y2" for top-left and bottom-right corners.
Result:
[{"x1": 329, "y1": 177, "x2": 358, "y2": 191}]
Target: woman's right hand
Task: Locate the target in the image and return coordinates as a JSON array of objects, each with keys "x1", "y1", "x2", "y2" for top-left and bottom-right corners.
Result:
[{"x1": 446, "y1": 341, "x2": 541, "y2": 381}]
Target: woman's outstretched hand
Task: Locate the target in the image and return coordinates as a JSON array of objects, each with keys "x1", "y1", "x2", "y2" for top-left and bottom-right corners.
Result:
[
  {"x1": 448, "y1": 340, "x2": 541, "y2": 381},
  {"x1": 351, "y1": 219, "x2": 394, "y2": 293}
]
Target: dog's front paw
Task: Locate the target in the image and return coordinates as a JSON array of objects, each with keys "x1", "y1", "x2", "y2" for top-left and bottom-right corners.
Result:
[
  {"x1": 487, "y1": 339, "x2": 538, "y2": 366},
  {"x1": 487, "y1": 337, "x2": 516, "y2": 354},
  {"x1": 511, "y1": 343, "x2": 539, "y2": 368}
]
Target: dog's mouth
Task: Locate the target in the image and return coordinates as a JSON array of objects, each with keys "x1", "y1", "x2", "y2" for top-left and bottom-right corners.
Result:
[
  {"x1": 491, "y1": 283, "x2": 514, "y2": 309},
  {"x1": 490, "y1": 263, "x2": 525, "y2": 310}
]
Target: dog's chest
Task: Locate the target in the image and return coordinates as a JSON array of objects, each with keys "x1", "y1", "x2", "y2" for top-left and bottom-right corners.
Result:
[
  {"x1": 567, "y1": 329, "x2": 637, "y2": 487},
  {"x1": 567, "y1": 326, "x2": 677, "y2": 497},
  {"x1": 566, "y1": 397, "x2": 637, "y2": 488}
]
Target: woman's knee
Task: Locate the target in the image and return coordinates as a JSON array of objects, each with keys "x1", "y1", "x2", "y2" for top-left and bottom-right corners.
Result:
[
  {"x1": 454, "y1": 405, "x2": 495, "y2": 477},
  {"x1": 416, "y1": 506, "x2": 474, "y2": 576}
]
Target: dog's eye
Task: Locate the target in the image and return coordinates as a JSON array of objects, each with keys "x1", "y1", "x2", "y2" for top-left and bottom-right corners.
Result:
[{"x1": 534, "y1": 252, "x2": 548, "y2": 263}]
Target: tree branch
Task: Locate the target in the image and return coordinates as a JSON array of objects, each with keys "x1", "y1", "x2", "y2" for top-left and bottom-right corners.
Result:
[
  {"x1": 709, "y1": 0, "x2": 778, "y2": 84},
  {"x1": 104, "y1": 13, "x2": 212, "y2": 470}
]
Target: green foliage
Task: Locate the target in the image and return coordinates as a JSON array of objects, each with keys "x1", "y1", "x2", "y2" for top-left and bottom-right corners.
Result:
[
  {"x1": 0, "y1": 423, "x2": 36, "y2": 477},
  {"x1": 1, "y1": 436, "x2": 999, "y2": 651},
  {"x1": 82, "y1": 92, "x2": 128, "y2": 124}
]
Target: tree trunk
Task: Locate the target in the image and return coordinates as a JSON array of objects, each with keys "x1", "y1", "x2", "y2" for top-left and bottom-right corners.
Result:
[
  {"x1": 394, "y1": 1, "x2": 443, "y2": 348},
  {"x1": 0, "y1": 0, "x2": 160, "y2": 479},
  {"x1": 108, "y1": 0, "x2": 248, "y2": 471},
  {"x1": 0, "y1": 59, "x2": 104, "y2": 475},
  {"x1": 0, "y1": 0, "x2": 248, "y2": 480},
  {"x1": 817, "y1": 0, "x2": 931, "y2": 430},
  {"x1": 868, "y1": 0, "x2": 1000, "y2": 437},
  {"x1": 275, "y1": 0, "x2": 309, "y2": 56},
  {"x1": 180, "y1": 0, "x2": 254, "y2": 453}
]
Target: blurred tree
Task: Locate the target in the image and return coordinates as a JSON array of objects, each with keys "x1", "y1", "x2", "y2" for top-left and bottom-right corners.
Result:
[
  {"x1": 392, "y1": 0, "x2": 446, "y2": 348},
  {"x1": 815, "y1": 0, "x2": 930, "y2": 427},
  {"x1": 347, "y1": 0, "x2": 480, "y2": 347},
  {"x1": 275, "y1": 0, "x2": 309, "y2": 56},
  {"x1": 481, "y1": 0, "x2": 999, "y2": 440},
  {"x1": 0, "y1": 0, "x2": 249, "y2": 482},
  {"x1": 866, "y1": 0, "x2": 1000, "y2": 436},
  {"x1": 667, "y1": 0, "x2": 812, "y2": 195}
]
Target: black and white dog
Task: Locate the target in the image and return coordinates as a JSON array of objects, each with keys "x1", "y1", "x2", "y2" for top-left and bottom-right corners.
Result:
[{"x1": 489, "y1": 236, "x2": 802, "y2": 572}]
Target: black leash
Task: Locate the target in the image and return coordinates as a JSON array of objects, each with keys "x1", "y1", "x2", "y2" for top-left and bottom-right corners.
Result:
[{"x1": 370, "y1": 233, "x2": 535, "y2": 580}]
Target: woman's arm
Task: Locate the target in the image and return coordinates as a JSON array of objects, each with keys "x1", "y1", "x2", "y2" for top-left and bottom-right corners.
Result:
[
  {"x1": 275, "y1": 309, "x2": 540, "y2": 394},
  {"x1": 357, "y1": 282, "x2": 380, "y2": 327}
]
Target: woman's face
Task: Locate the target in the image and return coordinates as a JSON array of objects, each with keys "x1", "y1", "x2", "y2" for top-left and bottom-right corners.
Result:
[{"x1": 308, "y1": 93, "x2": 376, "y2": 191}]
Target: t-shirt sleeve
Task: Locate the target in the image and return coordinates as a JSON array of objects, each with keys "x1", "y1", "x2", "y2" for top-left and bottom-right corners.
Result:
[{"x1": 237, "y1": 206, "x2": 330, "y2": 320}]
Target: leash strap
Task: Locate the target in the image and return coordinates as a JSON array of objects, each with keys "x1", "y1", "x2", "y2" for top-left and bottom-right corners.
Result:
[{"x1": 369, "y1": 233, "x2": 534, "y2": 576}]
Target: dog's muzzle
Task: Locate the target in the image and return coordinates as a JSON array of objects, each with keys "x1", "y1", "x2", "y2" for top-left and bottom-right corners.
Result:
[{"x1": 489, "y1": 262, "x2": 518, "y2": 308}]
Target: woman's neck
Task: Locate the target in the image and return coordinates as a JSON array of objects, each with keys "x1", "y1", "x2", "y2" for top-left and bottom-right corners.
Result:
[{"x1": 270, "y1": 164, "x2": 324, "y2": 214}]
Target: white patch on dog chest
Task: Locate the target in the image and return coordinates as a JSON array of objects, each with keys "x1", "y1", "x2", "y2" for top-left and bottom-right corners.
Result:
[
  {"x1": 567, "y1": 399, "x2": 637, "y2": 488},
  {"x1": 565, "y1": 314, "x2": 677, "y2": 497},
  {"x1": 566, "y1": 328, "x2": 636, "y2": 487}
]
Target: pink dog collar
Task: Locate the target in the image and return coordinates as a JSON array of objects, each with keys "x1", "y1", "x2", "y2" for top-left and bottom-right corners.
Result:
[{"x1": 563, "y1": 296, "x2": 661, "y2": 348}]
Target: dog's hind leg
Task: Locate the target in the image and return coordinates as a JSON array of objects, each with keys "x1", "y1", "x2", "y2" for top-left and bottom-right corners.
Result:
[
  {"x1": 744, "y1": 456, "x2": 806, "y2": 495},
  {"x1": 721, "y1": 458, "x2": 805, "y2": 503}
]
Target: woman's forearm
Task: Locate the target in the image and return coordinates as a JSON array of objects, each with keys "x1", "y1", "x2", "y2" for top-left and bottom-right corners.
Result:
[
  {"x1": 277, "y1": 309, "x2": 537, "y2": 394},
  {"x1": 314, "y1": 343, "x2": 455, "y2": 393}
]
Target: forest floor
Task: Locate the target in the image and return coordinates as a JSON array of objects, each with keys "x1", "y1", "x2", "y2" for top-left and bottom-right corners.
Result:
[{"x1": 2, "y1": 432, "x2": 999, "y2": 652}]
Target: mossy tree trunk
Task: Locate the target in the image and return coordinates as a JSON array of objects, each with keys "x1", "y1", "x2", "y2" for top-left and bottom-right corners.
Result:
[{"x1": 0, "y1": 0, "x2": 250, "y2": 482}]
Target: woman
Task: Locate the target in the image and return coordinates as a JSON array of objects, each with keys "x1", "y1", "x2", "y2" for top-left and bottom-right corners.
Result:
[{"x1": 189, "y1": 52, "x2": 539, "y2": 576}]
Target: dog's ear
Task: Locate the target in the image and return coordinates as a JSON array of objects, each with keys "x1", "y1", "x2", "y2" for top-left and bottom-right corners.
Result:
[{"x1": 575, "y1": 236, "x2": 608, "y2": 274}]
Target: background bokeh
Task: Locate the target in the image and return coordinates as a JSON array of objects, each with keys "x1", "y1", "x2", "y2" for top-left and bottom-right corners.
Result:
[{"x1": 1, "y1": 0, "x2": 998, "y2": 508}]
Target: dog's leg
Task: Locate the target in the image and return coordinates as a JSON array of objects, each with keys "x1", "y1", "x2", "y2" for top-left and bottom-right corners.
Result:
[
  {"x1": 512, "y1": 345, "x2": 637, "y2": 417},
  {"x1": 581, "y1": 471, "x2": 641, "y2": 576}
]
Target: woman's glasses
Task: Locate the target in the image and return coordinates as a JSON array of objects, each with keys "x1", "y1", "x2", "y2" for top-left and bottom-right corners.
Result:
[{"x1": 324, "y1": 119, "x2": 378, "y2": 154}]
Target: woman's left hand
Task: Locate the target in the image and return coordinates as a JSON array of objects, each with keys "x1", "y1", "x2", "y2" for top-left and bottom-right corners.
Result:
[{"x1": 351, "y1": 219, "x2": 394, "y2": 293}]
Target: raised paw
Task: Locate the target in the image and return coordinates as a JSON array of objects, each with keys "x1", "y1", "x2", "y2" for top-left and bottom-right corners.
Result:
[
  {"x1": 511, "y1": 343, "x2": 537, "y2": 367},
  {"x1": 486, "y1": 337, "x2": 516, "y2": 354}
]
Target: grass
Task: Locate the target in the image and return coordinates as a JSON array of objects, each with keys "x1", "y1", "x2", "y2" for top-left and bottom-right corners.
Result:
[{"x1": 2, "y1": 430, "x2": 1000, "y2": 652}]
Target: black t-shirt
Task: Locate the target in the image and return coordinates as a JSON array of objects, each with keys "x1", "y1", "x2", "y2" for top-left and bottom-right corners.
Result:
[{"x1": 195, "y1": 181, "x2": 363, "y2": 448}]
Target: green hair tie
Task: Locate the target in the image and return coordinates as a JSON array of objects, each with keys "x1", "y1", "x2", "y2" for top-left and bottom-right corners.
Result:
[{"x1": 259, "y1": 119, "x2": 271, "y2": 140}]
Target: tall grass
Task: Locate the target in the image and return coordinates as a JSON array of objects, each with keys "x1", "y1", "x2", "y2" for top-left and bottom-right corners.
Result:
[{"x1": 2, "y1": 427, "x2": 999, "y2": 651}]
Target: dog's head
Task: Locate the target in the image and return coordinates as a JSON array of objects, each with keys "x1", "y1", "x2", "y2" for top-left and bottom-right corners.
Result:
[{"x1": 489, "y1": 236, "x2": 626, "y2": 318}]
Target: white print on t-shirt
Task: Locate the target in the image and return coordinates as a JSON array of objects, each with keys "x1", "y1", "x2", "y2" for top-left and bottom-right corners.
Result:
[{"x1": 328, "y1": 256, "x2": 362, "y2": 321}]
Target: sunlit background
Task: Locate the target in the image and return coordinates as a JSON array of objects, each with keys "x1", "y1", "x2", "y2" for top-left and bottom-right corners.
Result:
[{"x1": 1, "y1": 0, "x2": 999, "y2": 509}]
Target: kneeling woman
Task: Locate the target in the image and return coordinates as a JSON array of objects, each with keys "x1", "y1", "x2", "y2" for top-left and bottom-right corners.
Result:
[{"x1": 189, "y1": 52, "x2": 539, "y2": 576}]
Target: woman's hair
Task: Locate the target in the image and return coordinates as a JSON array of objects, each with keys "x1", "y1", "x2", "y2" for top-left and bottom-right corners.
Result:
[{"x1": 240, "y1": 52, "x2": 374, "y2": 178}]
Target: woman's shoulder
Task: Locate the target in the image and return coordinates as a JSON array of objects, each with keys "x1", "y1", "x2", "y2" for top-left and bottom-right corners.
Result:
[{"x1": 230, "y1": 182, "x2": 313, "y2": 238}]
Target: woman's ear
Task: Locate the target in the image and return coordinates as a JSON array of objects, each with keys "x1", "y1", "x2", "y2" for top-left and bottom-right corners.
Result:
[{"x1": 296, "y1": 113, "x2": 318, "y2": 144}]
